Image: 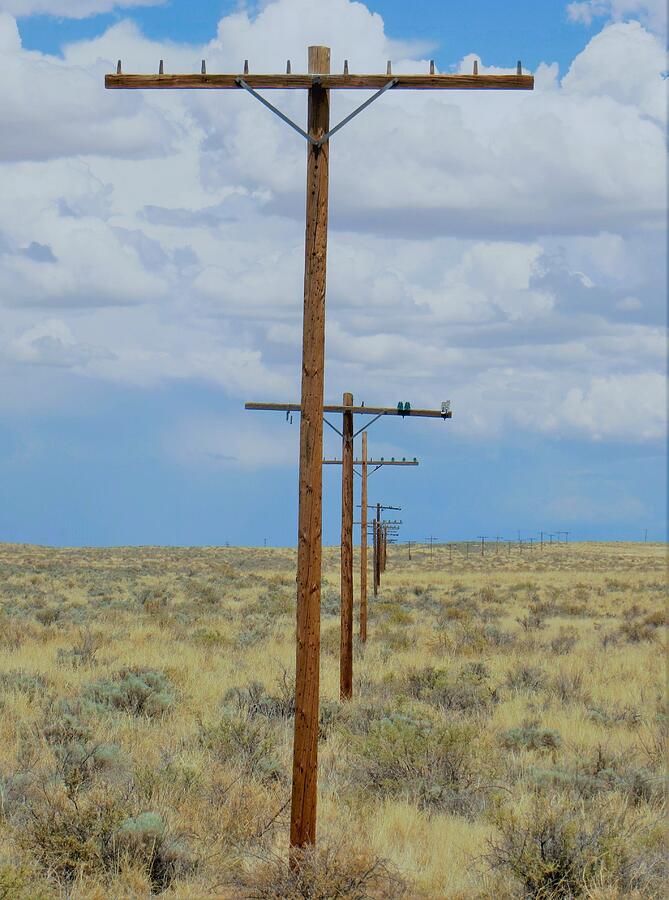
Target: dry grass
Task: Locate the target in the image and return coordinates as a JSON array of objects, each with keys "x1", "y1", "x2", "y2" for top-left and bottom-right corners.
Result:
[{"x1": 0, "y1": 541, "x2": 665, "y2": 898}]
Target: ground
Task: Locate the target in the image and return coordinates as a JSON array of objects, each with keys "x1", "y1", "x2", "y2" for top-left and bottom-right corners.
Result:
[{"x1": 0, "y1": 541, "x2": 665, "y2": 898}]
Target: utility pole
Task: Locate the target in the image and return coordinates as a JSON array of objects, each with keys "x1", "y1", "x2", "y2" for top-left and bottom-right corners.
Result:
[
  {"x1": 477, "y1": 535, "x2": 488, "y2": 556},
  {"x1": 427, "y1": 535, "x2": 438, "y2": 559},
  {"x1": 644, "y1": 529, "x2": 648, "y2": 543},
  {"x1": 367, "y1": 504, "x2": 401, "y2": 593},
  {"x1": 326, "y1": 451, "x2": 418, "y2": 644},
  {"x1": 375, "y1": 503, "x2": 381, "y2": 594},
  {"x1": 360, "y1": 432, "x2": 368, "y2": 642},
  {"x1": 107, "y1": 44, "x2": 532, "y2": 858},
  {"x1": 340, "y1": 393, "x2": 353, "y2": 701}
]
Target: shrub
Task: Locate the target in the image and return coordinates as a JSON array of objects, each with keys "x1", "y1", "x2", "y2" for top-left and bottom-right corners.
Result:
[
  {"x1": 346, "y1": 715, "x2": 484, "y2": 815},
  {"x1": 113, "y1": 812, "x2": 195, "y2": 891},
  {"x1": 0, "y1": 863, "x2": 46, "y2": 899},
  {"x1": 35, "y1": 607, "x2": 60, "y2": 626},
  {"x1": 85, "y1": 667, "x2": 175, "y2": 717},
  {"x1": 487, "y1": 796, "x2": 665, "y2": 898},
  {"x1": 56, "y1": 630, "x2": 103, "y2": 667},
  {"x1": 234, "y1": 843, "x2": 410, "y2": 899},
  {"x1": 550, "y1": 628, "x2": 578, "y2": 655},
  {"x1": 551, "y1": 669, "x2": 589, "y2": 705},
  {"x1": 501, "y1": 721, "x2": 562, "y2": 753},
  {"x1": 200, "y1": 714, "x2": 283, "y2": 783},
  {"x1": 0, "y1": 670, "x2": 49, "y2": 698},
  {"x1": 506, "y1": 664, "x2": 546, "y2": 692},
  {"x1": 17, "y1": 784, "x2": 128, "y2": 882},
  {"x1": 618, "y1": 619, "x2": 657, "y2": 644},
  {"x1": 223, "y1": 673, "x2": 295, "y2": 722},
  {"x1": 404, "y1": 665, "x2": 495, "y2": 714},
  {"x1": 479, "y1": 585, "x2": 497, "y2": 604}
]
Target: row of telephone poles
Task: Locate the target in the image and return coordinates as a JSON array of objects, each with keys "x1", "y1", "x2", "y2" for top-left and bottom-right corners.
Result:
[
  {"x1": 106, "y1": 44, "x2": 533, "y2": 858},
  {"x1": 403, "y1": 532, "x2": 572, "y2": 558}
]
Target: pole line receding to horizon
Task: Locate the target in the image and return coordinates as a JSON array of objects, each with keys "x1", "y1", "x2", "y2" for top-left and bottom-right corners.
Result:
[{"x1": 105, "y1": 44, "x2": 533, "y2": 858}]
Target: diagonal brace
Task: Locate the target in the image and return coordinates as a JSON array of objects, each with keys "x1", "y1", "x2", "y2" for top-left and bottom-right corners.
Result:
[{"x1": 236, "y1": 77, "x2": 398, "y2": 146}]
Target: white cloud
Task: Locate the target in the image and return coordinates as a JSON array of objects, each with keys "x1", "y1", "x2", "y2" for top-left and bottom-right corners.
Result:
[
  {"x1": 164, "y1": 415, "x2": 299, "y2": 469},
  {"x1": 556, "y1": 373, "x2": 666, "y2": 440},
  {"x1": 0, "y1": 0, "x2": 665, "y2": 447},
  {"x1": 7, "y1": 318, "x2": 113, "y2": 367},
  {"x1": 567, "y1": 1, "x2": 667, "y2": 35}
]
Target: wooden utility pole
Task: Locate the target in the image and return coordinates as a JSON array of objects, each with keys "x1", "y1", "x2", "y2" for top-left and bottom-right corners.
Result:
[
  {"x1": 375, "y1": 503, "x2": 381, "y2": 594},
  {"x1": 291, "y1": 46, "x2": 330, "y2": 850},
  {"x1": 325, "y1": 449, "x2": 416, "y2": 643},
  {"x1": 107, "y1": 45, "x2": 532, "y2": 856},
  {"x1": 339, "y1": 392, "x2": 353, "y2": 701}
]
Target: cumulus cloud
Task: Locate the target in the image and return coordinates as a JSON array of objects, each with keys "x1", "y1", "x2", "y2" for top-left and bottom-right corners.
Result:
[
  {"x1": 567, "y1": 1, "x2": 667, "y2": 35},
  {"x1": 0, "y1": 0, "x2": 665, "y2": 447}
]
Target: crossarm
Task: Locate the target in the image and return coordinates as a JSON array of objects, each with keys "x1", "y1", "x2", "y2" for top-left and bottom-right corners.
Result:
[
  {"x1": 106, "y1": 73, "x2": 533, "y2": 91},
  {"x1": 323, "y1": 459, "x2": 419, "y2": 465},
  {"x1": 245, "y1": 402, "x2": 452, "y2": 418}
]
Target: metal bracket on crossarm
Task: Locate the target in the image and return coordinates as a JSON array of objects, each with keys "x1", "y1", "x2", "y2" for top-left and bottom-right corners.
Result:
[{"x1": 236, "y1": 77, "x2": 399, "y2": 147}]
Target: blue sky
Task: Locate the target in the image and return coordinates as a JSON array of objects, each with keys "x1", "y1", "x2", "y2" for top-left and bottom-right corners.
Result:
[
  {"x1": 0, "y1": 0, "x2": 666, "y2": 546},
  {"x1": 19, "y1": 0, "x2": 603, "y2": 73}
]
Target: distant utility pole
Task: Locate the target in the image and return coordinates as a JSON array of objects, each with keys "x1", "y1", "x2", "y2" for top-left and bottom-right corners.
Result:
[
  {"x1": 249, "y1": 397, "x2": 440, "y2": 702},
  {"x1": 408, "y1": 540, "x2": 413, "y2": 560},
  {"x1": 107, "y1": 41, "x2": 532, "y2": 859},
  {"x1": 495, "y1": 535, "x2": 503, "y2": 554},
  {"x1": 427, "y1": 535, "x2": 438, "y2": 559},
  {"x1": 325, "y1": 448, "x2": 418, "y2": 645},
  {"x1": 644, "y1": 529, "x2": 648, "y2": 543},
  {"x1": 368, "y1": 504, "x2": 401, "y2": 593},
  {"x1": 540, "y1": 530, "x2": 544, "y2": 549},
  {"x1": 477, "y1": 535, "x2": 488, "y2": 556}
]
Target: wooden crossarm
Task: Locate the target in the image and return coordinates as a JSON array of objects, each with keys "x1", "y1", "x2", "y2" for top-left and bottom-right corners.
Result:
[
  {"x1": 323, "y1": 459, "x2": 419, "y2": 465},
  {"x1": 106, "y1": 73, "x2": 533, "y2": 91},
  {"x1": 245, "y1": 402, "x2": 452, "y2": 418}
]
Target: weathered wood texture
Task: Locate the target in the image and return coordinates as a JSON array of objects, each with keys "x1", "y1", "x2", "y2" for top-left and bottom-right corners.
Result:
[
  {"x1": 360, "y1": 432, "x2": 368, "y2": 643},
  {"x1": 246, "y1": 402, "x2": 451, "y2": 418},
  {"x1": 340, "y1": 392, "x2": 354, "y2": 701},
  {"x1": 290, "y1": 45, "x2": 330, "y2": 853},
  {"x1": 374, "y1": 504, "x2": 381, "y2": 596},
  {"x1": 106, "y1": 73, "x2": 533, "y2": 91}
]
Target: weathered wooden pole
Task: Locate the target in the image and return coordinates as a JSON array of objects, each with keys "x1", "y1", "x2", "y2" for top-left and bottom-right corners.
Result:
[
  {"x1": 360, "y1": 431, "x2": 368, "y2": 642},
  {"x1": 340, "y1": 392, "x2": 354, "y2": 700},
  {"x1": 291, "y1": 44, "x2": 330, "y2": 853},
  {"x1": 372, "y1": 519, "x2": 379, "y2": 597},
  {"x1": 374, "y1": 503, "x2": 381, "y2": 593}
]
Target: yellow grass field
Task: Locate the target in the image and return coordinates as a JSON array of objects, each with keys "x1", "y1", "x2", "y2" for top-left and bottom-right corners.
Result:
[{"x1": 0, "y1": 541, "x2": 666, "y2": 898}]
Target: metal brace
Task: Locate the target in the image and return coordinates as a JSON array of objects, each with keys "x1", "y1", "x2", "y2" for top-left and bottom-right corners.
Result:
[
  {"x1": 352, "y1": 413, "x2": 384, "y2": 439},
  {"x1": 235, "y1": 77, "x2": 399, "y2": 147}
]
